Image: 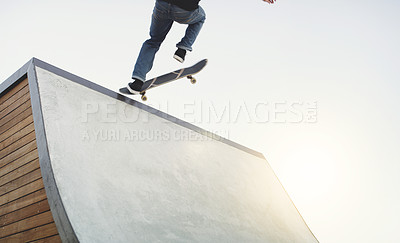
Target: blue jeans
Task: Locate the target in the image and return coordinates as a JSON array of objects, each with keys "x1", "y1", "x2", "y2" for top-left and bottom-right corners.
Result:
[{"x1": 132, "y1": 0, "x2": 206, "y2": 81}]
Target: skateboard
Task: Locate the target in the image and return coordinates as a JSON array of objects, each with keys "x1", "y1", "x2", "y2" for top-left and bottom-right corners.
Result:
[{"x1": 120, "y1": 59, "x2": 208, "y2": 101}]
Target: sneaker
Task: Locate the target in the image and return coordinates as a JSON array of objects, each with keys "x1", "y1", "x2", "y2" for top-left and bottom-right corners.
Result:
[
  {"x1": 173, "y1": 48, "x2": 186, "y2": 63},
  {"x1": 127, "y1": 79, "x2": 144, "y2": 94}
]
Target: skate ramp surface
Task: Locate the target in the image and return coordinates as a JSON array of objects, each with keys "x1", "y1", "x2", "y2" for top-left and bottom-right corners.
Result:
[{"x1": 3, "y1": 58, "x2": 318, "y2": 242}]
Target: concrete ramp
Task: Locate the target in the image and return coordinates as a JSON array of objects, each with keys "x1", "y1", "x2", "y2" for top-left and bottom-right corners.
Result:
[{"x1": 1, "y1": 58, "x2": 318, "y2": 242}]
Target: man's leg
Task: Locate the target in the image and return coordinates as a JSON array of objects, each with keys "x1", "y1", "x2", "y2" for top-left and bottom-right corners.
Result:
[
  {"x1": 175, "y1": 6, "x2": 206, "y2": 53},
  {"x1": 132, "y1": 1, "x2": 173, "y2": 82}
]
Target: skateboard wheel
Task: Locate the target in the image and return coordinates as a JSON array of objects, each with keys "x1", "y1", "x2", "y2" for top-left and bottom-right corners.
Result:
[
  {"x1": 190, "y1": 78, "x2": 197, "y2": 84},
  {"x1": 141, "y1": 95, "x2": 147, "y2": 101}
]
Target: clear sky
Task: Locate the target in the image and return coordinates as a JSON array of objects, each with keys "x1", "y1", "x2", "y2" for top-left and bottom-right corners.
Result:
[{"x1": 1, "y1": 0, "x2": 400, "y2": 242}]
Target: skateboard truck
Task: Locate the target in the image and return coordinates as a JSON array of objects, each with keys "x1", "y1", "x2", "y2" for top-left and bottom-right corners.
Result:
[
  {"x1": 140, "y1": 92, "x2": 147, "y2": 101},
  {"x1": 187, "y1": 75, "x2": 197, "y2": 84}
]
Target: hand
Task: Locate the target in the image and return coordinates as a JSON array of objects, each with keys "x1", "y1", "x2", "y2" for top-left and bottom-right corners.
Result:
[{"x1": 263, "y1": 0, "x2": 276, "y2": 3}]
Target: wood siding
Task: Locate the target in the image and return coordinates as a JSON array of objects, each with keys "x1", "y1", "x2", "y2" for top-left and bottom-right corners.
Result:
[{"x1": 0, "y1": 79, "x2": 61, "y2": 242}]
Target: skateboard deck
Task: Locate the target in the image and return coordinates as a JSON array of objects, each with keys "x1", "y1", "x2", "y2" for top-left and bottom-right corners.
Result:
[{"x1": 120, "y1": 59, "x2": 208, "y2": 101}]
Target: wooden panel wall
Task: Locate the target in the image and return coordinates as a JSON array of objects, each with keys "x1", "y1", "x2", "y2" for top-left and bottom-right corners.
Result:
[{"x1": 0, "y1": 79, "x2": 62, "y2": 242}]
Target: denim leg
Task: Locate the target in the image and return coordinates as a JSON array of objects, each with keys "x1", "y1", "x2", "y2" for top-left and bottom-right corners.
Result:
[
  {"x1": 132, "y1": 3, "x2": 173, "y2": 81},
  {"x1": 175, "y1": 6, "x2": 206, "y2": 52}
]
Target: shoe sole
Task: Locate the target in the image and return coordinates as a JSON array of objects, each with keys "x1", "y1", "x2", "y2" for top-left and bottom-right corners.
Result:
[
  {"x1": 127, "y1": 84, "x2": 141, "y2": 95},
  {"x1": 173, "y1": 55, "x2": 184, "y2": 63}
]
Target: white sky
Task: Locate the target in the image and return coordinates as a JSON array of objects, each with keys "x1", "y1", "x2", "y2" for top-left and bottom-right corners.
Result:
[{"x1": 1, "y1": 0, "x2": 400, "y2": 242}]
